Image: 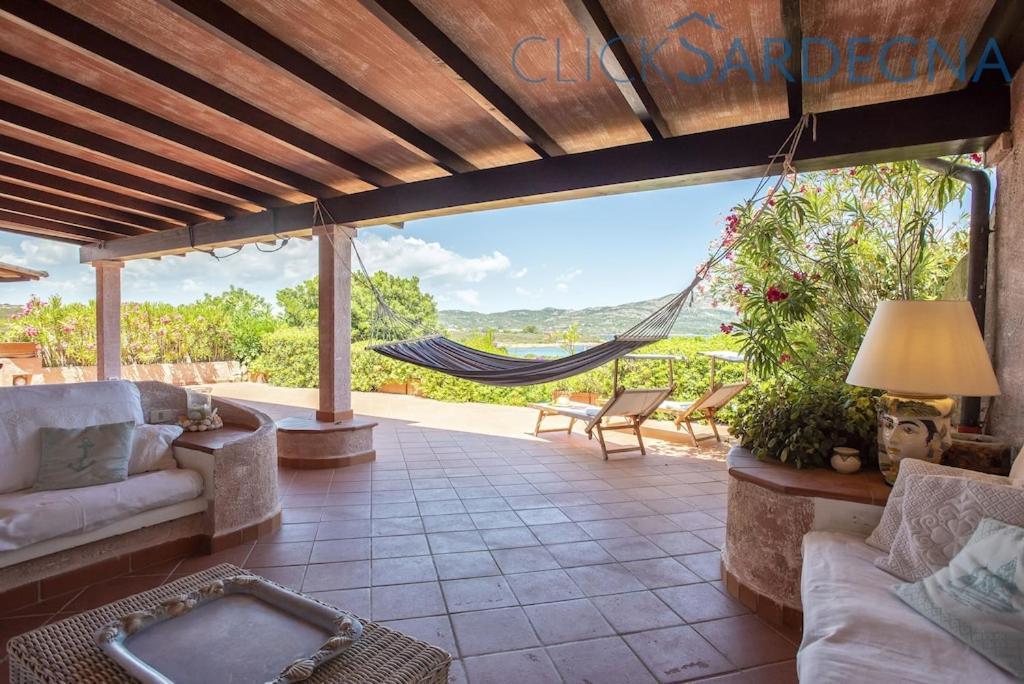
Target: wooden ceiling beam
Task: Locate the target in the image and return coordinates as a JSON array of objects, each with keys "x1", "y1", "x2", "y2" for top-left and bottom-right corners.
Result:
[
  {"x1": 0, "y1": 179, "x2": 177, "y2": 232},
  {"x1": 561, "y1": 0, "x2": 670, "y2": 140},
  {"x1": 0, "y1": 53, "x2": 338, "y2": 200},
  {"x1": 0, "y1": 195, "x2": 148, "y2": 237},
  {"x1": 0, "y1": 101, "x2": 290, "y2": 210},
  {"x1": 0, "y1": 160, "x2": 204, "y2": 225},
  {"x1": 0, "y1": 209, "x2": 109, "y2": 242},
  {"x1": 358, "y1": 0, "x2": 565, "y2": 158},
  {"x1": 160, "y1": 0, "x2": 474, "y2": 175},
  {"x1": 0, "y1": 0, "x2": 403, "y2": 190},
  {"x1": 780, "y1": 0, "x2": 803, "y2": 118},
  {"x1": 80, "y1": 84, "x2": 1009, "y2": 263},
  {"x1": 0, "y1": 134, "x2": 243, "y2": 218},
  {"x1": 967, "y1": 0, "x2": 1024, "y2": 80},
  {"x1": 0, "y1": 221, "x2": 91, "y2": 244}
]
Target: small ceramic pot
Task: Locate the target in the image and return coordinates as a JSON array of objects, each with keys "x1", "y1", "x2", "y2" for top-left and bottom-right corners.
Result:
[{"x1": 831, "y1": 447, "x2": 862, "y2": 474}]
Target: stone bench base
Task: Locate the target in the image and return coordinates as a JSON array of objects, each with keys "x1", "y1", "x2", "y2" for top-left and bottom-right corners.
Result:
[{"x1": 276, "y1": 416, "x2": 377, "y2": 469}]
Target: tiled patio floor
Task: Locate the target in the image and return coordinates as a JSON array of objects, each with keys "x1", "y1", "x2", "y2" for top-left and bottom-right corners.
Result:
[{"x1": 1, "y1": 391, "x2": 797, "y2": 684}]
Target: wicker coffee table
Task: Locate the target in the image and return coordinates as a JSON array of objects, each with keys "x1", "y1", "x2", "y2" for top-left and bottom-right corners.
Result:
[{"x1": 7, "y1": 564, "x2": 451, "y2": 684}]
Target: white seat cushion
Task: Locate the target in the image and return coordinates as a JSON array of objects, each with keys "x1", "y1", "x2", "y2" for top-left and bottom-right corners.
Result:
[
  {"x1": 0, "y1": 469, "x2": 203, "y2": 552},
  {"x1": 660, "y1": 400, "x2": 694, "y2": 412},
  {"x1": 799, "y1": 530, "x2": 1014, "y2": 683}
]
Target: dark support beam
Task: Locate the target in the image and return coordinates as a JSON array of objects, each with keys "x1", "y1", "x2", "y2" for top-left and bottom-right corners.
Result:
[
  {"x1": 0, "y1": 0, "x2": 402, "y2": 189},
  {"x1": 0, "y1": 101, "x2": 290, "y2": 209},
  {"x1": 562, "y1": 0, "x2": 670, "y2": 140},
  {"x1": 0, "y1": 180, "x2": 175, "y2": 231},
  {"x1": 0, "y1": 209, "x2": 109, "y2": 242},
  {"x1": 0, "y1": 160, "x2": 203, "y2": 225},
  {"x1": 80, "y1": 85, "x2": 1010, "y2": 262},
  {"x1": 358, "y1": 0, "x2": 565, "y2": 158},
  {"x1": 780, "y1": 0, "x2": 803, "y2": 118},
  {"x1": 0, "y1": 53, "x2": 338, "y2": 199},
  {"x1": 161, "y1": 0, "x2": 474, "y2": 175},
  {"x1": 0, "y1": 135, "x2": 243, "y2": 217},
  {"x1": 0, "y1": 196, "x2": 148, "y2": 236},
  {"x1": 967, "y1": 0, "x2": 1024, "y2": 81}
]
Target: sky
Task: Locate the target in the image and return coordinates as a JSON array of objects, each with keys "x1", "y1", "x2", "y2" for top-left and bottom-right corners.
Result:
[{"x1": 0, "y1": 178, "x2": 764, "y2": 313}]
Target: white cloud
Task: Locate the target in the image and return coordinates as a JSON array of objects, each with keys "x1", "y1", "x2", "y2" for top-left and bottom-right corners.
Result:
[
  {"x1": 556, "y1": 268, "x2": 583, "y2": 283},
  {"x1": 514, "y1": 286, "x2": 532, "y2": 296},
  {"x1": 449, "y1": 289, "x2": 480, "y2": 307},
  {"x1": 510, "y1": 267, "x2": 528, "y2": 279},
  {"x1": 556, "y1": 283, "x2": 569, "y2": 292},
  {"x1": 0, "y1": 239, "x2": 77, "y2": 267},
  {"x1": 356, "y1": 233, "x2": 509, "y2": 284}
]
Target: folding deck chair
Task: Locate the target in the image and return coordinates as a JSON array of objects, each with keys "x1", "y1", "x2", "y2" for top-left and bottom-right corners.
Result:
[
  {"x1": 660, "y1": 350, "x2": 749, "y2": 444},
  {"x1": 529, "y1": 386, "x2": 674, "y2": 460}
]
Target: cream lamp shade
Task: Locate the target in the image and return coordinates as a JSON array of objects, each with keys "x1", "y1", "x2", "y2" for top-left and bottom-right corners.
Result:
[{"x1": 846, "y1": 300, "x2": 1001, "y2": 397}]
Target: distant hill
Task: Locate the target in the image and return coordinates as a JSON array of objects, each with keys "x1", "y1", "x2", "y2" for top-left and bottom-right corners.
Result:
[
  {"x1": 440, "y1": 293, "x2": 733, "y2": 338},
  {"x1": 0, "y1": 304, "x2": 20, "y2": 319}
]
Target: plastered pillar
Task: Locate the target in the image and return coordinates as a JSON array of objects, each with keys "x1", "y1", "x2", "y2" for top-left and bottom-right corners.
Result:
[
  {"x1": 316, "y1": 224, "x2": 354, "y2": 423},
  {"x1": 94, "y1": 260, "x2": 123, "y2": 381}
]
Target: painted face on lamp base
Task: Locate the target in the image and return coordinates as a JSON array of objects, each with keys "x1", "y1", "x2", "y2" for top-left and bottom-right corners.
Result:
[{"x1": 877, "y1": 396, "x2": 954, "y2": 485}]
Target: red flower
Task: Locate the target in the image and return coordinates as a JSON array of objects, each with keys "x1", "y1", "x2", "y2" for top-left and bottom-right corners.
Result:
[
  {"x1": 971, "y1": 153, "x2": 983, "y2": 164},
  {"x1": 720, "y1": 323, "x2": 734, "y2": 334},
  {"x1": 849, "y1": 169, "x2": 857, "y2": 176},
  {"x1": 779, "y1": 353, "x2": 792, "y2": 364},
  {"x1": 734, "y1": 283, "x2": 751, "y2": 297},
  {"x1": 765, "y1": 285, "x2": 789, "y2": 303},
  {"x1": 792, "y1": 271, "x2": 807, "y2": 282},
  {"x1": 767, "y1": 198, "x2": 776, "y2": 207}
]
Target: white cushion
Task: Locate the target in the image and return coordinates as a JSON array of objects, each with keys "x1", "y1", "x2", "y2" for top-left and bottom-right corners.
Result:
[
  {"x1": 129, "y1": 424, "x2": 184, "y2": 475},
  {"x1": 0, "y1": 381, "x2": 146, "y2": 494},
  {"x1": 799, "y1": 530, "x2": 1014, "y2": 683},
  {"x1": 0, "y1": 469, "x2": 203, "y2": 551}
]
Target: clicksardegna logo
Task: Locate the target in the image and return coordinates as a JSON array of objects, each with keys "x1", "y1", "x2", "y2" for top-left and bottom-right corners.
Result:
[{"x1": 511, "y1": 12, "x2": 1011, "y2": 85}]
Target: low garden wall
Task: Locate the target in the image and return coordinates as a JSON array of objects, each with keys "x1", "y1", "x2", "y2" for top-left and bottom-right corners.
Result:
[{"x1": 30, "y1": 361, "x2": 240, "y2": 386}]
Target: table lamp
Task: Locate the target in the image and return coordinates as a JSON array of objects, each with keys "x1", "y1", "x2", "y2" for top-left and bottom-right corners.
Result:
[{"x1": 846, "y1": 300, "x2": 1001, "y2": 484}]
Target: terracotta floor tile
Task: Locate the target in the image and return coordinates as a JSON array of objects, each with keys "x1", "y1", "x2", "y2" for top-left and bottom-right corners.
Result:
[
  {"x1": 529, "y1": 522, "x2": 590, "y2": 544},
  {"x1": 463, "y1": 647, "x2": 561, "y2": 684},
  {"x1": 371, "y1": 534, "x2": 430, "y2": 559},
  {"x1": 243, "y1": 541, "x2": 313, "y2": 568},
  {"x1": 592, "y1": 591, "x2": 684, "y2": 634},
  {"x1": 693, "y1": 616, "x2": 797, "y2": 669},
  {"x1": 479, "y1": 527, "x2": 540, "y2": 550},
  {"x1": 450, "y1": 607, "x2": 539, "y2": 656},
  {"x1": 316, "y1": 519, "x2": 372, "y2": 540},
  {"x1": 622, "y1": 557, "x2": 702, "y2": 589},
  {"x1": 380, "y1": 615, "x2": 457, "y2": 656},
  {"x1": 625, "y1": 516, "x2": 683, "y2": 535},
  {"x1": 565, "y1": 563, "x2": 646, "y2": 597},
  {"x1": 417, "y1": 499, "x2": 468, "y2": 516},
  {"x1": 422, "y1": 514, "x2": 475, "y2": 533},
  {"x1": 320, "y1": 505, "x2": 371, "y2": 521},
  {"x1": 250, "y1": 564, "x2": 306, "y2": 591},
  {"x1": 690, "y1": 660, "x2": 798, "y2": 683},
  {"x1": 301, "y1": 561, "x2": 370, "y2": 592},
  {"x1": 434, "y1": 551, "x2": 501, "y2": 580},
  {"x1": 306, "y1": 588, "x2": 370, "y2": 618},
  {"x1": 648, "y1": 532, "x2": 717, "y2": 556},
  {"x1": 547, "y1": 541, "x2": 615, "y2": 568},
  {"x1": 665, "y1": 511, "x2": 725, "y2": 531},
  {"x1": 372, "y1": 581, "x2": 446, "y2": 621},
  {"x1": 441, "y1": 576, "x2": 518, "y2": 613},
  {"x1": 692, "y1": 527, "x2": 727, "y2": 549},
  {"x1": 514, "y1": 507, "x2": 570, "y2": 525},
  {"x1": 678, "y1": 552, "x2": 724, "y2": 581},
  {"x1": 260, "y1": 522, "x2": 318, "y2": 543},
  {"x1": 371, "y1": 517, "x2": 425, "y2": 537},
  {"x1": 505, "y1": 568, "x2": 585, "y2": 606},
  {"x1": 578, "y1": 519, "x2": 637, "y2": 539},
  {"x1": 371, "y1": 556, "x2": 438, "y2": 586},
  {"x1": 427, "y1": 531, "x2": 488, "y2": 554},
  {"x1": 491, "y1": 547, "x2": 560, "y2": 574},
  {"x1": 547, "y1": 635, "x2": 657, "y2": 684},
  {"x1": 310, "y1": 538, "x2": 371, "y2": 563},
  {"x1": 624, "y1": 625, "x2": 734, "y2": 682},
  {"x1": 599, "y1": 537, "x2": 669, "y2": 562},
  {"x1": 655, "y1": 584, "x2": 748, "y2": 623},
  {"x1": 523, "y1": 598, "x2": 615, "y2": 644},
  {"x1": 470, "y1": 511, "x2": 524, "y2": 529}
]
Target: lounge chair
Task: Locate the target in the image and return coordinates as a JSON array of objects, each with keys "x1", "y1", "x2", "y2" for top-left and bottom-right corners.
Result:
[
  {"x1": 529, "y1": 386, "x2": 674, "y2": 460},
  {"x1": 660, "y1": 381, "x2": 749, "y2": 443}
]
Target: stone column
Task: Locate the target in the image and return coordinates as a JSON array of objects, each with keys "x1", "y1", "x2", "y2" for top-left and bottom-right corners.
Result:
[
  {"x1": 93, "y1": 260, "x2": 124, "y2": 380},
  {"x1": 316, "y1": 224, "x2": 354, "y2": 423}
]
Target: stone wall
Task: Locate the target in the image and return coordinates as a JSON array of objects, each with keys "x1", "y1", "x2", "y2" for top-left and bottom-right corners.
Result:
[{"x1": 989, "y1": 66, "x2": 1024, "y2": 448}]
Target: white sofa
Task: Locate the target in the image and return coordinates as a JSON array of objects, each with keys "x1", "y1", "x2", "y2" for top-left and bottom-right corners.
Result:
[
  {"x1": 0, "y1": 380, "x2": 212, "y2": 569},
  {"x1": 798, "y1": 530, "x2": 1015, "y2": 683}
]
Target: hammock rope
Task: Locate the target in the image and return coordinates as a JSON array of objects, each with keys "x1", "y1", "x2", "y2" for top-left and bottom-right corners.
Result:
[{"x1": 314, "y1": 114, "x2": 812, "y2": 387}]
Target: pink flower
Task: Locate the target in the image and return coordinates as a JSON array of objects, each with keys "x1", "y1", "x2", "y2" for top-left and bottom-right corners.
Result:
[
  {"x1": 720, "y1": 323, "x2": 734, "y2": 334},
  {"x1": 60, "y1": 324, "x2": 74, "y2": 333},
  {"x1": 765, "y1": 285, "x2": 789, "y2": 303},
  {"x1": 849, "y1": 169, "x2": 857, "y2": 176},
  {"x1": 792, "y1": 271, "x2": 807, "y2": 282},
  {"x1": 780, "y1": 353, "x2": 792, "y2": 364},
  {"x1": 25, "y1": 326, "x2": 38, "y2": 338},
  {"x1": 767, "y1": 198, "x2": 776, "y2": 207},
  {"x1": 971, "y1": 153, "x2": 983, "y2": 164},
  {"x1": 734, "y1": 283, "x2": 751, "y2": 297}
]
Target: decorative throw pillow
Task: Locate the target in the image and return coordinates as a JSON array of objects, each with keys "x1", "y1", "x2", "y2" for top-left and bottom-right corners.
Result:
[
  {"x1": 128, "y1": 424, "x2": 183, "y2": 475},
  {"x1": 1009, "y1": 446, "x2": 1024, "y2": 487},
  {"x1": 34, "y1": 421, "x2": 135, "y2": 492},
  {"x1": 866, "y1": 459, "x2": 1008, "y2": 551},
  {"x1": 893, "y1": 518, "x2": 1024, "y2": 678},
  {"x1": 877, "y1": 474, "x2": 1024, "y2": 581}
]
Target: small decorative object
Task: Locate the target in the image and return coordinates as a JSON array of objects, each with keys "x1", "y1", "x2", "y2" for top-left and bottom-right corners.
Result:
[
  {"x1": 178, "y1": 388, "x2": 223, "y2": 432},
  {"x1": 95, "y1": 575, "x2": 363, "y2": 684},
  {"x1": 831, "y1": 447, "x2": 862, "y2": 474},
  {"x1": 555, "y1": 394, "x2": 571, "y2": 406},
  {"x1": 846, "y1": 301, "x2": 1001, "y2": 485}
]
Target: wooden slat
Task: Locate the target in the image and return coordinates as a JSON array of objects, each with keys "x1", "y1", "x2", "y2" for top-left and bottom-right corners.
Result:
[
  {"x1": 160, "y1": 0, "x2": 473, "y2": 175},
  {"x1": 0, "y1": 209, "x2": 108, "y2": 242},
  {"x1": 600, "y1": 0, "x2": 790, "y2": 136},
  {"x1": 0, "y1": 195, "x2": 148, "y2": 236},
  {"x1": 781, "y1": 0, "x2": 803, "y2": 117},
  {"x1": 0, "y1": 134, "x2": 243, "y2": 217},
  {"x1": 0, "y1": 100, "x2": 291, "y2": 210},
  {"x1": 0, "y1": 179, "x2": 177, "y2": 231},
  {"x1": 409, "y1": 0, "x2": 650, "y2": 153},
  {"x1": 0, "y1": 221, "x2": 90, "y2": 244},
  {"x1": 2, "y1": 0, "x2": 403, "y2": 189},
  {"x1": 0, "y1": 51, "x2": 337, "y2": 199},
  {"x1": 561, "y1": 0, "x2": 669, "y2": 140},
  {"x1": 358, "y1": 0, "x2": 564, "y2": 158},
  {"x1": 967, "y1": 0, "x2": 1024, "y2": 79},
  {"x1": 80, "y1": 84, "x2": 1009, "y2": 262},
  {"x1": 0, "y1": 159, "x2": 204, "y2": 225},
  {"x1": 801, "y1": 0, "x2": 997, "y2": 113}
]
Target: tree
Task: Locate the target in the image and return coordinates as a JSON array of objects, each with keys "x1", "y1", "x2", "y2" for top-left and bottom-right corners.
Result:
[
  {"x1": 201, "y1": 286, "x2": 278, "y2": 366},
  {"x1": 707, "y1": 159, "x2": 974, "y2": 380},
  {"x1": 275, "y1": 272, "x2": 439, "y2": 341},
  {"x1": 561, "y1": 322, "x2": 581, "y2": 354}
]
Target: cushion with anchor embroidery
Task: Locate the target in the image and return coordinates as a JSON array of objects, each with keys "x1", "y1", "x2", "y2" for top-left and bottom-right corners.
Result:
[
  {"x1": 34, "y1": 421, "x2": 135, "y2": 491},
  {"x1": 893, "y1": 517, "x2": 1024, "y2": 678}
]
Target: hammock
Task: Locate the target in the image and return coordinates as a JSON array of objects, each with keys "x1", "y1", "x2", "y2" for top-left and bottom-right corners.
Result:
[{"x1": 317, "y1": 114, "x2": 812, "y2": 388}]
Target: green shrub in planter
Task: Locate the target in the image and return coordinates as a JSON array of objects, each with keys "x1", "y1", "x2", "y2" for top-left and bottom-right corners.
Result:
[
  {"x1": 250, "y1": 327, "x2": 319, "y2": 388},
  {"x1": 729, "y1": 378, "x2": 878, "y2": 469}
]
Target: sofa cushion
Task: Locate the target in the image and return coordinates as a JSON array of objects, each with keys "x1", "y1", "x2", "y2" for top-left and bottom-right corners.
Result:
[
  {"x1": 894, "y1": 518, "x2": 1024, "y2": 678},
  {"x1": 0, "y1": 469, "x2": 203, "y2": 552},
  {"x1": 866, "y1": 459, "x2": 1008, "y2": 552},
  {"x1": 35, "y1": 421, "x2": 135, "y2": 492},
  {"x1": 129, "y1": 424, "x2": 184, "y2": 475},
  {"x1": 0, "y1": 381, "x2": 145, "y2": 494},
  {"x1": 877, "y1": 474, "x2": 1024, "y2": 581},
  {"x1": 799, "y1": 530, "x2": 1014, "y2": 683}
]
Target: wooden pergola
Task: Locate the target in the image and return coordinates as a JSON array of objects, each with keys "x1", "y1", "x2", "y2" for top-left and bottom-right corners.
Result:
[
  {"x1": 0, "y1": 0, "x2": 1018, "y2": 432},
  {"x1": 0, "y1": 261, "x2": 46, "y2": 282}
]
